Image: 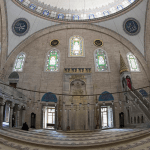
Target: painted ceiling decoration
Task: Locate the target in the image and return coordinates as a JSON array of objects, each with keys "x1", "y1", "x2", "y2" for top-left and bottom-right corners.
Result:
[
  {"x1": 123, "y1": 18, "x2": 140, "y2": 36},
  {"x1": 12, "y1": 18, "x2": 30, "y2": 36},
  {"x1": 14, "y1": 0, "x2": 137, "y2": 21}
]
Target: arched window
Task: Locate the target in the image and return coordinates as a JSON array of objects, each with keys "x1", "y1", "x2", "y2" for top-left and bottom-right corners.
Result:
[
  {"x1": 127, "y1": 52, "x2": 140, "y2": 72},
  {"x1": 69, "y1": 35, "x2": 84, "y2": 57},
  {"x1": 45, "y1": 49, "x2": 60, "y2": 72},
  {"x1": 13, "y1": 52, "x2": 26, "y2": 72},
  {"x1": 94, "y1": 49, "x2": 110, "y2": 72}
]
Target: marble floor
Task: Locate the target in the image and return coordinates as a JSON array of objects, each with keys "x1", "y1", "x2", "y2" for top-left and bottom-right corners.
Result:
[{"x1": 0, "y1": 128, "x2": 150, "y2": 150}]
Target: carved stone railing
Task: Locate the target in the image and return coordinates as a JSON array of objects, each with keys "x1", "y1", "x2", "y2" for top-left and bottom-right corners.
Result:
[
  {"x1": 64, "y1": 68, "x2": 91, "y2": 74},
  {"x1": 0, "y1": 81, "x2": 27, "y2": 105}
]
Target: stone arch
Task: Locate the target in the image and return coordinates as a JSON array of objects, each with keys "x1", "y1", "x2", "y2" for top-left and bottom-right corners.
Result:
[
  {"x1": 41, "y1": 92, "x2": 57, "y2": 102},
  {"x1": 99, "y1": 91, "x2": 114, "y2": 101}
]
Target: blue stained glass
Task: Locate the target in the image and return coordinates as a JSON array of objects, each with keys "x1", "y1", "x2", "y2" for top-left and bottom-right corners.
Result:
[
  {"x1": 99, "y1": 91, "x2": 114, "y2": 101},
  {"x1": 18, "y1": 0, "x2": 23, "y2": 2},
  {"x1": 29, "y1": 4, "x2": 36, "y2": 10},
  {"x1": 58, "y1": 14, "x2": 64, "y2": 19},
  {"x1": 42, "y1": 92, "x2": 57, "y2": 102},
  {"x1": 73, "y1": 15, "x2": 79, "y2": 20},
  {"x1": 128, "y1": 0, "x2": 135, "y2": 3},
  {"x1": 43, "y1": 10, "x2": 49, "y2": 16},
  {"x1": 103, "y1": 11, "x2": 109, "y2": 16},
  {"x1": 139, "y1": 89, "x2": 148, "y2": 97},
  {"x1": 89, "y1": 14, "x2": 95, "y2": 19},
  {"x1": 117, "y1": 5, "x2": 123, "y2": 10}
]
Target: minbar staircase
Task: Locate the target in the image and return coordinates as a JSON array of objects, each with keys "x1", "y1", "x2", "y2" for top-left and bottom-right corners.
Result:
[{"x1": 127, "y1": 86, "x2": 150, "y2": 126}]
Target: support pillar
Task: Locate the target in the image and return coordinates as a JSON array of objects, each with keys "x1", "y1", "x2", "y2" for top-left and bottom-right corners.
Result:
[
  {"x1": 9, "y1": 103, "x2": 14, "y2": 128},
  {"x1": 22, "y1": 108, "x2": 25, "y2": 126},
  {"x1": 16, "y1": 104, "x2": 21, "y2": 127},
  {"x1": 0, "y1": 99, "x2": 5, "y2": 128}
]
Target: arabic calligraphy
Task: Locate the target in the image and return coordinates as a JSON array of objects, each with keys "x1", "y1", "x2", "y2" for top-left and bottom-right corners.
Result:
[
  {"x1": 123, "y1": 18, "x2": 140, "y2": 35},
  {"x1": 12, "y1": 18, "x2": 30, "y2": 36}
]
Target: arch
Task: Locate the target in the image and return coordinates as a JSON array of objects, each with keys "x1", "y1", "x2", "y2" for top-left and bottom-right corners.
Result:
[
  {"x1": 127, "y1": 52, "x2": 140, "y2": 72},
  {"x1": 41, "y1": 92, "x2": 57, "y2": 102},
  {"x1": 13, "y1": 52, "x2": 26, "y2": 72},
  {"x1": 139, "y1": 89, "x2": 148, "y2": 97},
  {"x1": 99, "y1": 91, "x2": 114, "y2": 101},
  {"x1": 69, "y1": 35, "x2": 84, "y2": 57},
  {"x1": 94, "y1": 49, "x2": 110, "y2": 72},
  {"x1": 8, "y1": 72, "x2": 19, "y2": 80},
  {"x1": 141, "y1": 116, "x2": 144, "y2": 123},
  {"x1": 134, "y1": 117, "x2": 136, "y2": 124},
  {"x1": 45, "y1": 49, "x2": 60, "y2": 72},
  {"x1": 138, "y1": 116, "x2": 140, "y2": 123}
]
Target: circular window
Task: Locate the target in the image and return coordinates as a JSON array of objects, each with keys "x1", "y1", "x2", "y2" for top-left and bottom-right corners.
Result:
[
  {"x1": 123, "y1": 18, "x2": 140, "y2": 36},
  {"x1": 12, "y1": 18, "x2": 30, "y2": 36},
  {"x1": 94, "y1": 39, "x2": 103, "y2": 47},
  {"x1": 50, "y1": 40, "x2": 60, "y2": 47}
]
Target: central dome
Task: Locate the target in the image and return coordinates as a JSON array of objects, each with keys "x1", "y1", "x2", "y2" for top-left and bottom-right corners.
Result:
[
  {"x1": 37, "y1": 0, "x2": 115, "y2": 11},
  {"x1": 15, "y1": 0, "x2": 137, "y2": 21}
]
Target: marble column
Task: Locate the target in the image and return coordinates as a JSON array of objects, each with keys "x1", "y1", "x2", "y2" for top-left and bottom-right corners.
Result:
[
  {"x1": 0, "y1": 99, "x2": 5, "y2": 128},
  {"x1": 16, "y1": 104, "x2": 21, "y2": 127},
  {"x1": 9, "y1": 103, "x2": 14, "y2": 128},
  {"x1": 22, "y1": 108, "x2": 25, "y2": 126}
]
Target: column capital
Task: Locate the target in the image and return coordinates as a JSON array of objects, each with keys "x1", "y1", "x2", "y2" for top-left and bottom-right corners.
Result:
[
  {"x1": 0, "y1": 98, "x2": 6, "y2": 106},
  {"x1": 10, "y1": 102, "x2": 15, "y2": 109}
]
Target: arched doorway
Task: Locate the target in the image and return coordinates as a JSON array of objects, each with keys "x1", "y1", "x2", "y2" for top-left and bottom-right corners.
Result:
[
  {"x1": 41, "y1": 92, "x2": 57, "y2": 129},
  {"x1": 126, "y1": 76, "x2": 132, "y2": 90},
  {"x1": 99, "y1": 91, "x2": 114, "y2": 129}
]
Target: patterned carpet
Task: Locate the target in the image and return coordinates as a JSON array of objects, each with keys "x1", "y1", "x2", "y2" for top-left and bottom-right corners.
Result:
[{"x1": 0, "y1": 128, "x2": 150, "y2": 150}]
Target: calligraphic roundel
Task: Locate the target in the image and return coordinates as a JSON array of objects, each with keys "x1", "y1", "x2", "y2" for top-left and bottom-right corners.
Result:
[
  {"x1": 99, "y1": 91, "x2": 114, "y2": 101},
  {"x1": 41, "y1": 92, "x2": 57, "y2": 102}
]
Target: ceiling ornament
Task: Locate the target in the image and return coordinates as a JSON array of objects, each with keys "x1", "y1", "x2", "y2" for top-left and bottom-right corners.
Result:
[
  {"x1": 13, "y1": 0, "x2": 139, "y2": 21},
  {"x1": 94, "y1": 39, "x2": 103, "y2": 47},
  {"x1": 50, "y1": 40, "x2": 60, "y2": 47},
  {"x1": 123, "y1": 18, "x2": 140, "y2": 36},
  {"x1": 12, "y1": 18, "x2": 30, "y2": 36}
]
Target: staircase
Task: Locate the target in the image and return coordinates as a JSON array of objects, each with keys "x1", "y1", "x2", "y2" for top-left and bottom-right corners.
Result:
[{"x1": 127, "y1": 86, "x2": 150, "y2": 125}]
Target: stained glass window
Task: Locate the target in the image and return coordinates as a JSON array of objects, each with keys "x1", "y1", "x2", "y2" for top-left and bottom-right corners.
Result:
[
  {"x1": 69, "y1": 35, "x2": 84, "y2": 57},
  {"x1": 45, "y1": 49, "x2": 60, "y2": 72},
  {"x1": 13, "y1": 52, "x2": 26, "y2": 72},
  {"x1": 127, "y1": 52, "x2": 140, "y2": 72},
  {"x1": 94, "y1": 49, "x2": 109, "y2": 72}
]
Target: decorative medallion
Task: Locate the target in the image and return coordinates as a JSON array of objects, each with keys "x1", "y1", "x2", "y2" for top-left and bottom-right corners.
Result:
[
  {"x1": 50, "y1": 40, "x2": 60, "y2": 47},
  {"x1": 94, "y1": 39, "x2": 103, "y2": 47},
  {"x1": 123, "y1": 18, "x2": 140, "y2": 36},
  {"x1": 12, "y1": 18, "x2": 30, "y2": 36}
]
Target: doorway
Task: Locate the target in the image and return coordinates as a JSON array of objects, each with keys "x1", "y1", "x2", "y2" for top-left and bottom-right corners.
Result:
[
  {"x1": 43, "y1": 106, "x2": 55, "y2": 129},
  {"x1": 101, "y1": 106, "x2": 113, "y2": 129}
]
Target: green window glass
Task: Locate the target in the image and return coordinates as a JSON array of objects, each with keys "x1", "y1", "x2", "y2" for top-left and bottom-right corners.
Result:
[
  {"x1": 13, "y1": 52, "x2": 25, "y2": 72},
  {"x1": 127, "y1": 53, "x2": 139, "y2": 72},
  {"x1": 45, "y1": 49, "x2": 59, "y2": 72},
  {"x1": 95, "y1": 49, "x2": 109, "y2": 72}
]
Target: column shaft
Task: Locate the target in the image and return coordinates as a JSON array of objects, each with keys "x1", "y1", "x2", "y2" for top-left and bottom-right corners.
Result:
[{"x1": 0, "y1": 105, "x2": 4, "y2": 128}]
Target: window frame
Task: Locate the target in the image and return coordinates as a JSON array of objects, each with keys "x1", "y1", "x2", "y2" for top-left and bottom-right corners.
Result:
[
  {"x1": 44, "y1": 48, "x2": 60, "y2": 72},
  {"x1": 68, "y1": 35, "x2": 85, "y2": 57},
  {"x1": 127, "y1": 52, "x2": 140, "y2": 72},
  {"x1": 13, "y1": 52, "x2": 26, "y2": 72},
  {"x1": 94, "y1": 49, "x2": 110, "y2": 72}
]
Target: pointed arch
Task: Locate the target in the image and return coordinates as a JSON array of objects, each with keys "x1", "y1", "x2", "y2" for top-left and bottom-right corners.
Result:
[
  {"x1": 94, "y1": 49, "x2": 110, "y2": 72},
  {"x1": 13, "y1": 52, "x2": 26, "y2": 72},
  {"x1": 45, "y1": 48, "x2": 60, "y2": 72},
  {"x1": 69, "y1": 35, "x2": 84, "y2": 57},
  {"x1": 127, "y1": 52, "x2": 140, "y2": 72}
]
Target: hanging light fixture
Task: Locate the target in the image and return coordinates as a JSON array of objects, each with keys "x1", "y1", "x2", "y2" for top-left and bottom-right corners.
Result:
[{"x1": 103, "y1": 102, "x2": 105, "y2": 105}]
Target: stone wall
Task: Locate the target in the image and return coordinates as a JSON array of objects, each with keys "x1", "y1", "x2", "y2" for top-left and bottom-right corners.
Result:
[{"x1": 1, "y1": 24, "x2": 149, "y2": 129}]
